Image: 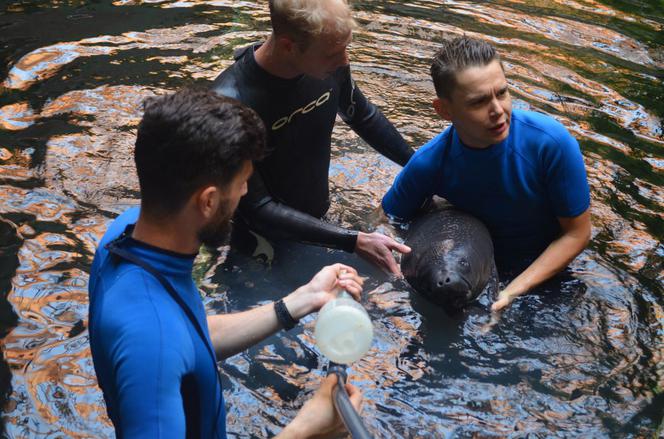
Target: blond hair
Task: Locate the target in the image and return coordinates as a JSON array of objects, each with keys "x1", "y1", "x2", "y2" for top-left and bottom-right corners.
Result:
[{"x1": 269, "y1": 0, "x2": 357, "y2": 47}]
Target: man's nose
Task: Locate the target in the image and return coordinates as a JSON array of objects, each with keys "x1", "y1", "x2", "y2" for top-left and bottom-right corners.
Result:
[{"x1": 489, "y1": 98, "x2": 504, "y2": 118}]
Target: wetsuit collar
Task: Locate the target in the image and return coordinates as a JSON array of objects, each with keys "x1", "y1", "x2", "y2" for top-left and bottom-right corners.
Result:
[
  {"x1": 452, "y1": 126, "x2": 508, "y2": 159},
  {"x1": 113, "y1": 224, "x2": 197, "y2": 276},
  {"x1": 241, "y1": 43, "x2": 305, "y2": 87}
]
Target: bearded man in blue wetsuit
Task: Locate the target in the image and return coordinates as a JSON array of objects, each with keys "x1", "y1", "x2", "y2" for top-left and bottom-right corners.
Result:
[
  {"x1": 382, "y1": 37, "x2": 591, "y2": 311},
  {"x1": 88, "y1": 88, "x2": 364, "y2": 438},
  {"x1": 212, "y1": 0, "x2": 414, "y2": 276}
]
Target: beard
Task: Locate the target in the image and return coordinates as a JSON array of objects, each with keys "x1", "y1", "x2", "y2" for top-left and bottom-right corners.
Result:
[{"x1": 198, "y1": 200, "x2": 234, "y2": 249}]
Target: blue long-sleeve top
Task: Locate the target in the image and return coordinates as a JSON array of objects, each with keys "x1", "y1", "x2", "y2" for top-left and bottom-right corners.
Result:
[
  {"x1": 88, "y1": 207, "x2": 226, "y2": 438},
  {"x1": 383, "y1": 110, "x2": 590, "y2": 264}
]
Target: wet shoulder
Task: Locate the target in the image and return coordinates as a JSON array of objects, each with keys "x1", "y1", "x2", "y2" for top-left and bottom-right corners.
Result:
[
  {"x1": 210, "y1": 44, "x2": 257, "y2": 100},
  {"x1": 511, "y1": 109, "x2": 575, "y2": 149},
  {"x1": 93, "y1": 267, "x2": 191, "y2": 353},
  {"x1": 510, "y1": 109, "x2": 579, "y2": 165},
  {"x1": 90, "y1": 207, "x2": 149, "y2": 309},
  {"x1": 210, "y1": 61, "x2": 243, "y2": 100},
  {"x1": 98, "y1": 207, "x2": 140, "y2": 248},
  {"x1": 91, "y1": 207, "x2": 140, "y2": 283},
  {"x1": 331, "y1": 65, "x2": 352, "y2": 86},
  {"x1": 409, "y1": 128, "x2": 453, "y2": 169},
  {"x1": 93, "y1": 270, "x2": 192, "y2": 381}
]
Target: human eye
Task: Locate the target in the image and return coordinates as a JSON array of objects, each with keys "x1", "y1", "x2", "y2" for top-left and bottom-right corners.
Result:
[{"x1": 469, "y1": 97, "x2": 487, "y2": 107}]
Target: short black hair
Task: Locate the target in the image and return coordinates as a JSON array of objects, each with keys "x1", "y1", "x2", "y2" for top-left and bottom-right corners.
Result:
[
  {"x1": 431, "y1": 36, "x2": 500, "y2": 99},
  {"x1": 134, "y1": 88, "x2": 266, "y2": 217}
]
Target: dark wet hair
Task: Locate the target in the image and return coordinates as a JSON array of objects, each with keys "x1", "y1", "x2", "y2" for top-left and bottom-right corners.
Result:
[
  {"x1": 430, "y1": 36, "x2": 500, "y2": 99},
  {"x1": 135, "y1": 88, "x2": 266, "y2": 217}
]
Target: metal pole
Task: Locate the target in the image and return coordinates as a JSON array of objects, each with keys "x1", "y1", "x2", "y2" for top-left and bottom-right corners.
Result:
[{"x1": 327, "y1": 363, "x2": 373, "y2": 439}]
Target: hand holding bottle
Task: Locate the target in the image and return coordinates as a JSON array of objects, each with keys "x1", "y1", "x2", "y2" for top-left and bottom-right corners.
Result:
[
  {"x1": 315, "y1": 272, "x2": 373, "y2": 364},
  {"x1": 284, "y1": 264, "x2": 364, "y2": 321}
]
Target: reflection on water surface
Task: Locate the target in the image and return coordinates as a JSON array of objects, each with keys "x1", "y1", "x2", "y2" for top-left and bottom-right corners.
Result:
[{"x1": 0, "y1": 0, "x2": 662, "y2": 437}]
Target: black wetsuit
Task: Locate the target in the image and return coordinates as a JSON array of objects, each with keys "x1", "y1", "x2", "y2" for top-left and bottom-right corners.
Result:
[{"x1": 211, "y1": 44, "x2": 413, "y2": 252}]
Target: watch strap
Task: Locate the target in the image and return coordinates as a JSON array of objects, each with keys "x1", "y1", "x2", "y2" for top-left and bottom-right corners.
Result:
[{"x1": 274, "y1": 299, "x2": 299, "y2": 330}]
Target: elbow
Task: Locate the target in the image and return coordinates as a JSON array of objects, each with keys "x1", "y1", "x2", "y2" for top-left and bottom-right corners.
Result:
[
  {"x1": 561, "y1": 209, "x2": 591, "y2": 254},
  {"x1": 579, "y1": 214, "x2": 592, "y2": 249},
  {"x1": 238, "y1": 199, "x2": 273, "y2": 231},
  {"x1": 568, "y1": 224, "x2": 591, "y2": 260},
  {"x1": 581, "y1": 227, "x2": 591, "y2": 248},
  {"x1": 570, "y1": 224, "x2": 591, "y2": 255}
]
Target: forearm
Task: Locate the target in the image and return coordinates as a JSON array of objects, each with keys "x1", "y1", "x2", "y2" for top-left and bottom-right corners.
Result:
[
  {"x1": 207, "y1": 288, "x2": 313, "y2": 360},
  {"x1": 502, "y1": 232, "x2": 588, "y2": 298},
  {"x1": 275, "y1": 420, "x2": 308, "y2": 439},
  {"x1": 240, "y1": 200, "x2": 358, "y2": 252}
]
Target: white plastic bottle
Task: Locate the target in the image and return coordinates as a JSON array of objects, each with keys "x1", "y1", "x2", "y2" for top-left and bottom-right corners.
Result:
[{"x1": 314, "y1": 291, "x2": 373, "y2": 364}]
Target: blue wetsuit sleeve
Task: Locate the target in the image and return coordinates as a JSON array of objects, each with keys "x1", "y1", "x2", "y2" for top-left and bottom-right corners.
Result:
[
  {"x1": 381, "y1": 146, "x2": 437, "y2": 220},
  {"x1": 541, "y1": 124, "x2": 590, "y2": 218},
  {"x1": 238, "y1": 170, "x2": 359, "y2": 252},
  {"x1": 336, "y1": 67, "x2": 414, "y2": 167},
  {"x1": 101, "y1": 273, "x2": 188, "y2": 438}
]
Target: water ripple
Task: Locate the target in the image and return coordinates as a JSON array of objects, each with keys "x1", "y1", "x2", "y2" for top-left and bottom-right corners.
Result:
[{"x1": 0, "y1": 0, "x2": 662, "y2": 437}]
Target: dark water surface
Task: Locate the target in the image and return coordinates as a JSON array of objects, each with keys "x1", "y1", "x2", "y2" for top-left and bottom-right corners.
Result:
[{"x1": 1, "y1": 0, "x2": 663, "y2": 437}]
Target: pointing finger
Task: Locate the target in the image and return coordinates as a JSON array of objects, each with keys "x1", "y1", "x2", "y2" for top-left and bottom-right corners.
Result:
[
  {"x1": 384, "y1": 251, "x2": 401, "y2": 276},
  {"x1": 390, "y1": 242, "x2": 411, "y2": 254},
  {"x1": 490, "y1": 298, "x2": 508, "y2": 312}
]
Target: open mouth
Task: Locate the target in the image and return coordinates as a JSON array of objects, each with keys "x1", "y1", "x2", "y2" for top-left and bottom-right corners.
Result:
[{"x1": 489, "y1": 121, "x2": 508, "y2": 135}]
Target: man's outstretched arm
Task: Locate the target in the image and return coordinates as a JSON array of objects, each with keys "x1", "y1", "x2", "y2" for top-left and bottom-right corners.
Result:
[
  {"x1": 207, "y1": 264, "x2": 363, "y2": 359},
  {"x1": 491, "y1": 209, "x2": 591, "y2": 311},
  {"x1": 240, "y1": 171, "x2": 410, "y2": 275},
  {"x1": 490, "y1": 118, "x2": 592, "y2": 311}
]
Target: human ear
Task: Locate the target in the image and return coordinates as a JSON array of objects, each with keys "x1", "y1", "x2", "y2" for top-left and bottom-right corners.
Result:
[
  {"x1": 433, "y1": 97, "x2": 452, "y2": 121},
  {"x1": 277, "y1": 35, "x2": 297, "y2": 55},
  {"x1": 197, "y1": 186, "x2": 220, "y2": 219}
]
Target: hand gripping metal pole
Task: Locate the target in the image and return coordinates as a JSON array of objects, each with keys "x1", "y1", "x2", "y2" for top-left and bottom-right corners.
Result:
[{"x1": 327, "y1": 363, "x2": 373, "y2": 439}]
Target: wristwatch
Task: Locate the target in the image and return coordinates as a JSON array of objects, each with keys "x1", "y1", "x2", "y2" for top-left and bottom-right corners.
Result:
[{"x1": 274, "y1": 299, "x2": 299, "y2": 330}]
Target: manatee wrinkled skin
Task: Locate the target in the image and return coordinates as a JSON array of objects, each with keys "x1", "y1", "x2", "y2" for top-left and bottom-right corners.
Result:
[{"x1": 401, "y1": 209, "x2": 497, "y2": 311}]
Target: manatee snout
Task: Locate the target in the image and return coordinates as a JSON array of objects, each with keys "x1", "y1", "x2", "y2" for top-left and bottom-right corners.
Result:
[
  {"x1": 401, "y1": 208, "x2": 497, "y2": 312},
  {"x1": 420, "y1": 267, "x2": 475, "y2": 310}
]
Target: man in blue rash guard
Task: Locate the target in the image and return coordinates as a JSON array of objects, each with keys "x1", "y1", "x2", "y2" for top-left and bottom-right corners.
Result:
[
  {"x1": 382, "y1": 37, "x2": 591, "y2": 312},
  {"x1": 88, "y1": 88, "x2": 364, "y2": 438},
  {"x1": 212, "y1": 0, "x2": 414, "y2": 276}
]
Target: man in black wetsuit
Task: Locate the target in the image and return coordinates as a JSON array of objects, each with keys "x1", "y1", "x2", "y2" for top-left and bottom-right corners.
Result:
[{"x1": 212, "y1": 0, "x2": 414, "y2": 275}]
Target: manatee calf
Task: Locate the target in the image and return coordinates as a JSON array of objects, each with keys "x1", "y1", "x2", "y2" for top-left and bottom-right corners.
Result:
[{"x1": 401, "y1": 208, "x2": 497, "y2": 311}]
